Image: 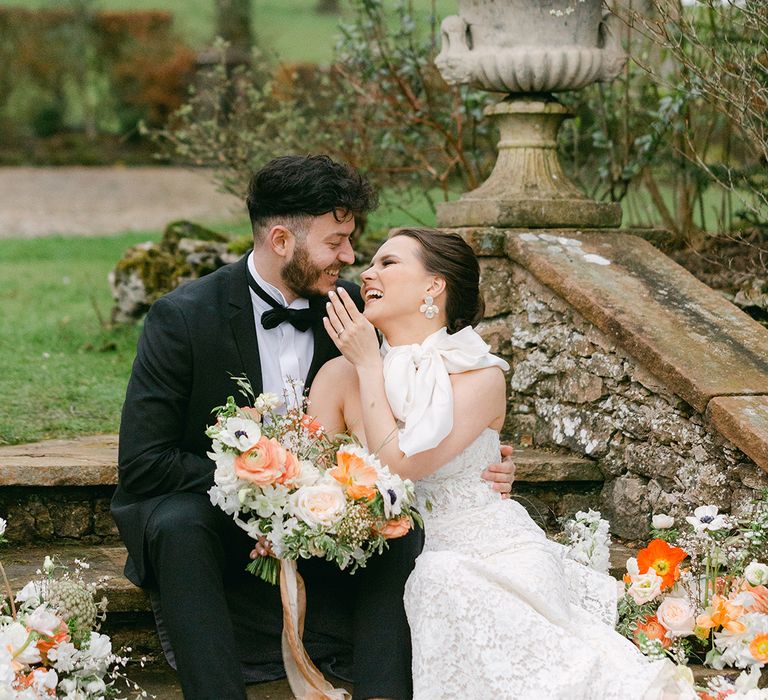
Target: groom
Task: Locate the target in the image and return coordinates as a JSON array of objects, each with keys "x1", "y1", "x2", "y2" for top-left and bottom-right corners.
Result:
[{"x1": 112, "y1": 154, "x2": 515, "y2": 700}]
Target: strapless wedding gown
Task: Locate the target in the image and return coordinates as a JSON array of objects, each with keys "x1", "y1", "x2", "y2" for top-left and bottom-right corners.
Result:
[{"x1": 403, "y1": 429, "x2": 693, "y2": 700}]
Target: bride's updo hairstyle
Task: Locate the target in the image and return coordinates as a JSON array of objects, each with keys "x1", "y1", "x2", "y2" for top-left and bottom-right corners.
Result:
[{"x1": 390, "y1": 228, "x2": 485, "y2": 334}]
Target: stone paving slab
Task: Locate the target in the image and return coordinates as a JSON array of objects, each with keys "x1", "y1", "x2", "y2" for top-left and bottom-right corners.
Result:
[
  {"x1": 0, "y1": 166, "x2": 242, "y2": 238},
  {"x1": 3, "y1": 544, "x2": 150, "y2": 612},
  {"x1": 505, "y1": 230, "x2": 768, "y2": 414},
  {"x1": 0, "y1": 434, "x2": 118, "y2": 486},
  {"x1": 707, "y1": 395, "x2": 768, "y2": 472},
  {"x1": 126, "y1": 665, "x2": 350, "y2": 699}
]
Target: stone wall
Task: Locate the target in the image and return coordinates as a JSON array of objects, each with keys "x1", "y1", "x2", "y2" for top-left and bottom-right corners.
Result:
[{"x1": 473, "y1": 236, "x2": 768, "y2": 540}]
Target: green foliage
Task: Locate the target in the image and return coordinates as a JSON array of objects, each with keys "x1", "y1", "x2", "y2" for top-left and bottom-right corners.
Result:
[
  {"x1": 560, "y1": 2, "x2": 768, "y2": 244},
  {"x1": 151, "y1": 0, "x2": 493, "y2": 224}
]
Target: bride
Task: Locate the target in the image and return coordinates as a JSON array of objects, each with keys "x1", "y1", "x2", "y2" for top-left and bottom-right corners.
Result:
[{"x1": 308, "y1": 228, "x2": 694, "y2": 700}]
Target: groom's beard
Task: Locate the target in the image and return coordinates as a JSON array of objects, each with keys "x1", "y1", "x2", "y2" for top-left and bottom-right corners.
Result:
[{"x1": 281, "y1": 242, "x2": 327, "y2": 299}]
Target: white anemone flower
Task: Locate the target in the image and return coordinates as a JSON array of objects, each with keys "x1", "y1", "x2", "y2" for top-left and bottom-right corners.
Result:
[
  {"x1": 685, "y1": 505, "x2": 729, "y2": 532},
  {"x1": 219, "y1": 417, "x2": 262, "y2": 451}
]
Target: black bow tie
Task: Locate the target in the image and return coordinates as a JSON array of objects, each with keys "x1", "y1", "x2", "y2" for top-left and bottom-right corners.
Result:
[{"x1": 246, "y1": 268, "x2": 319, "y2": 332}]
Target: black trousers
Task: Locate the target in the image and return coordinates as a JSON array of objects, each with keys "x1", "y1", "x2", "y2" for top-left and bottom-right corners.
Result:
[{"x1": 143, "y1": 492, "x2": 421, "y2": 700}]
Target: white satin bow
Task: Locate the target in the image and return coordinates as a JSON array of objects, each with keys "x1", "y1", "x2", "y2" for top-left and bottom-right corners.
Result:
[{"x1": 381, "y1": 326, "x2": 509, "y2": 456}]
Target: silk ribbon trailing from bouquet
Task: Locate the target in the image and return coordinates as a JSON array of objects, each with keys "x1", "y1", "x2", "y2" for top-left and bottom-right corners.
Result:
[
  {"x1": 280, "y1": 560, "x2": 351, "y2": 700},
  {"x1": 381, "y1": 326, "x2": 509, "y2": 457}
]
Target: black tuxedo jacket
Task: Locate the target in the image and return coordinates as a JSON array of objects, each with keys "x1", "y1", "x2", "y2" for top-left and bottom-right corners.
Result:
[{"x1": 111, "y1": 254, "x2": 362, "y2": 585}]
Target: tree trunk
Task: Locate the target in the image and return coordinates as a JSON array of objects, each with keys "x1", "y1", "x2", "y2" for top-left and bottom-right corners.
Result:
[{"x1": 215, "y1": 0, "x2": 254, "y2": 64}]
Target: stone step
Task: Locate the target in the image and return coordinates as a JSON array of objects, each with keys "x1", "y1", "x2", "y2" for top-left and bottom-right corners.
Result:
[
  {"x1": 124, "y1": 662, "x2": 745, "y2": 698},
  {"x1": 0, "y1": 436, "x2": 605, "y2": 545}
]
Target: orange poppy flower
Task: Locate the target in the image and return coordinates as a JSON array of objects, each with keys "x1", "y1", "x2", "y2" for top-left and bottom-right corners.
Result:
[
  {"x1": 636, "y1": 539, "x2": 687, "y2": 590},
  {"x1": 633, "y1": 615, "x2": 672, "y2": 649},
  {"x1": 329, "y1": 450, "x2": 378, "y2": 501},
  {"x1": 750, "y1": 634, "x2": 768, "y2": 663},
  {"x1": 696, "y1": 595, "x2": 746, "y2": 634}
]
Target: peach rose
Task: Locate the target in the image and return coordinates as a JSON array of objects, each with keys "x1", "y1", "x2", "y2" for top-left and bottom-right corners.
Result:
[
  {"x1": 289, "y1": 480, "x2": 347, "y2": 528},
  {"x1": 656, "y1": 597, "x2": 696, "y2": 637},
  {"x1": 234, "y1": 437, "x2": 286, "y2": 486},
  {"x1": 378, "y1": 517, "x2": 411, "y2": 540}
]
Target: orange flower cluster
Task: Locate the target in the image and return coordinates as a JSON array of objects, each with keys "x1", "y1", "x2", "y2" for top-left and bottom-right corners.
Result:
[
  {"x1": 636, "y1": 539, "x2": 687, "y2": 590},
  {"x1": 633, "y1": 615, "x2": 672, "y2": 649},
  {"x1": 329, "y1": 451, "x2": 379, "y2": 501}
]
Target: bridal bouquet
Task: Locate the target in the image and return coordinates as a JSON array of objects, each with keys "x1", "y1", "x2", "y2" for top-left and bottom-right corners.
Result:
[
  {"x1": 0, "y1": 519, "x2": 139, "y2": 699},
  {"x1": 617, "y1": 497, "x2": 768, "y2": 678},
  {"x1": 206, "y1": 377, "x2": 422, "y2": 585}
]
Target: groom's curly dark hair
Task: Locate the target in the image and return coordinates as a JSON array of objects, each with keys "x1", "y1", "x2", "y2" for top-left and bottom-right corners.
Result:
[{"x1": 246, "y1": 154, "x2": 379, "y2": 238}]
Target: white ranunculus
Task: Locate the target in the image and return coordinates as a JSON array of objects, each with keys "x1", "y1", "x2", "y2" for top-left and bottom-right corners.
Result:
[
  {"x1": 292, "y1": 460, "x2": 321, "y2": 489},
  {"x1": 626, "y1": 557, "x2": 640, "y2": 578},
  {"x1": 652, "y1": 513, "x2": 675, "y2": 530},
  {"x1": 627, "y1": 571, "x2": 664, "y2": 605},
  {"x1": 744, "y1": 560, "x2": 768, "y2": 587},
  {"x1": 288, "y1": 479, "x2": 347, "y2": 529},
  {"x1": 85, "y1": 631, "x2": 112, "y2": 661},
  {"x1": 26, "y1": 604, "x2": 63, "y2": 636},
  {"x1": 15, "y1": 580, "x2": 44, "y2": 607},
  {"x1": 254, "y1": 393, "x2": 281, "y2": 413},
  {"x1": 0, "y1": 622, "x2": 41, "y2": 665},
  {"x1": 685, "y1": 504, "x2": 729, "y2": 532},
  {"x1": 656, "y1": 596, "x2": 696, "y2": 637},
  {"x1": 218, "y1": 417, "x2": 262, "y2": 451}
]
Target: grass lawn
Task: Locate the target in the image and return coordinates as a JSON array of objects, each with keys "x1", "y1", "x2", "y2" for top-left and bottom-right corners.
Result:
[
  {"x1": 0, "y1": 233, "x2": 159, "y2": 445},
  {"x1": 0, "y1": 0, "x2": 457, "y2": 63}
]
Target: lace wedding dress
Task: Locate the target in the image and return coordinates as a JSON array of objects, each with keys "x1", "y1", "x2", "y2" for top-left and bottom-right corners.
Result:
[{"x1": 403, "y1": 428, "x2": 693, "y2": 700}]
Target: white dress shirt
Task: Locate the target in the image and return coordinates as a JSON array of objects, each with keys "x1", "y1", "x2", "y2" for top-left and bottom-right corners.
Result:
[{"x1": 247, "y1": 253, "x2": 314, "y2": 410}]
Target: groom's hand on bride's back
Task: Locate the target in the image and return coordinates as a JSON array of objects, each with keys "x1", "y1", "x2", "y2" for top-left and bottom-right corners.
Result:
[{"x1": 481, "y1": 444, "x2": 516, "y2": 499}]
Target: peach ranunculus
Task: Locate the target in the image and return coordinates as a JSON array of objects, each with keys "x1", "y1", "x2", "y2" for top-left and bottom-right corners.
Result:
[
  {"x1": 696, "y1": 595, "x2": 746, "y2": 634},
  {"x1": 749, "y1": 633, "x2": 768, "y2": 663},
  {"x1": 329, "y1": 449, "x2": 378, "y2": 501},
  {"x1": 234, "y1": 436, "x2": 288, "y2": 486},
  {"x1": 634, "y1": 615, "x2": 672, "y2": 649},
  {"x1": 279, "y1": 449, "x2": 301, "y2": 486},
  {"x1": 742, "y1": 584, "x2": 768, "y2": 614},
  {"x1": 378, "y1": 517, "x2": 411, "y2": 540}
]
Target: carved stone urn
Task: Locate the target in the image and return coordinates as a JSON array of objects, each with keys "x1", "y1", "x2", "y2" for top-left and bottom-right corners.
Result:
[{"x1": 435, "y1": 0, "x2": 627, "y2": 229}]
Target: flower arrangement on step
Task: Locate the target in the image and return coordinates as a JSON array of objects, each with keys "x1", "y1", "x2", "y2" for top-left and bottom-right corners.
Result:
[
  {"x1": 0, "y1": 518, "x2": 143, "y2": 699},
  {"x1": 207, "y1": 377, "x2": 422, "y2": 585},
  {"x1": 617, "y1": 499, "x2": 768, "y2": 684}
]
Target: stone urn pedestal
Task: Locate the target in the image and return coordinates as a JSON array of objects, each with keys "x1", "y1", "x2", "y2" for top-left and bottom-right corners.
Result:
[
  {"x1": 437, "y1": 95, "x2": 622, "y2": 228},
  {"x1": 435, "y1": 0, "x2": 626, "y2": 229}
]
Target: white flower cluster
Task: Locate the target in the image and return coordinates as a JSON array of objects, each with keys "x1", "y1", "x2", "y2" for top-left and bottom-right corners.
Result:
[
  {"x1": 703, "y1": 667, "x2": 768, "y2": 699},
  {"x1": 0, "y1": 551, "x2": 130, "y2": 699},
  {"x1": 564, "y1": 509, "x2": 611, "y2": 575}
]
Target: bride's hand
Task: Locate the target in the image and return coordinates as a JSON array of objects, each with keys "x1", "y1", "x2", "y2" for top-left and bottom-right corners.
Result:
[{"x1": 324, "y1": 287, "x2": 381, "y2": 371}]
